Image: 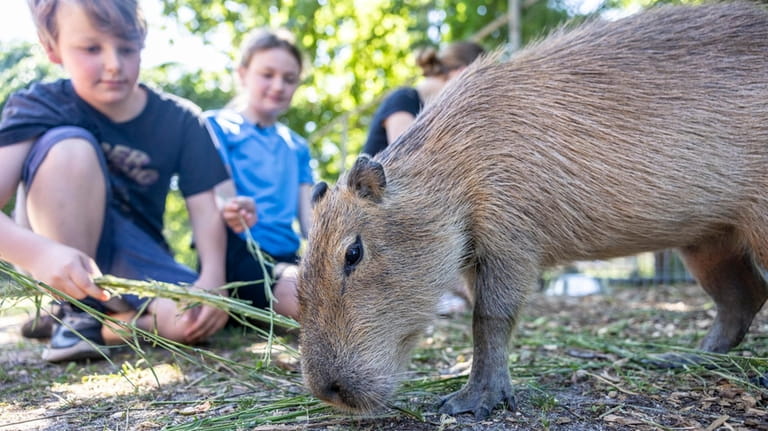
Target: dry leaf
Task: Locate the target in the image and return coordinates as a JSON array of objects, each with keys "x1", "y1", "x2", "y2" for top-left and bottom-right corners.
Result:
[
  {"x1": 177, "y1": 401, "x2": 212, "y2": 416},
  {"x1": 599, "y1": 370, "x2": 621, "y2": 383}
]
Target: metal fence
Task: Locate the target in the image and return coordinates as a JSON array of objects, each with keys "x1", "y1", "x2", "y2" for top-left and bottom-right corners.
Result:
[{"x1": 542, "y1": 249, "x2": 695, "y2": 296}]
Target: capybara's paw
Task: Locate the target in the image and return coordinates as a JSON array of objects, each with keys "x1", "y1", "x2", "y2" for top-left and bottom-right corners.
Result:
[{"x1": 438, "y1": 384, "x2": 516, "y2": 419}]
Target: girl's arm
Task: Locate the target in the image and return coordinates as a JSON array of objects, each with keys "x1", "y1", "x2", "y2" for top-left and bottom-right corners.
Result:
[{"x1": 383, "y1": 111, "x2": 416, "y2": 145}]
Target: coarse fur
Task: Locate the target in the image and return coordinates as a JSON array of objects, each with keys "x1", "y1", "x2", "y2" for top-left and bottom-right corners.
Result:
[{"x1": 299, "y1": 1, "x2": 768, "y2": 418}]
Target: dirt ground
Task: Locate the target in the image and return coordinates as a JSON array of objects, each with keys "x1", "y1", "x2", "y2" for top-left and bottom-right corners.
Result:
[{"x1": 1, "y1": 283, "x2": 766, "y2": 430}]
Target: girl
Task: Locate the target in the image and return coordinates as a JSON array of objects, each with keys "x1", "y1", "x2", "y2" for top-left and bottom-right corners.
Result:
[{"x1": 205, "y1": 28, "x2": 313, "y2": 321}]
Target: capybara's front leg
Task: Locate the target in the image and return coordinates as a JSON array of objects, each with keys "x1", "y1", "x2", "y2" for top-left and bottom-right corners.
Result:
[
  {"x1": 680, "y1": 235, "x2": 768, "y2": 353},
  {"x1": 438, "y1": 263, "x2": 526, "y2": 418},
  {"x1": 438, "y1": 311, "x2": 517, "y2": 418}
]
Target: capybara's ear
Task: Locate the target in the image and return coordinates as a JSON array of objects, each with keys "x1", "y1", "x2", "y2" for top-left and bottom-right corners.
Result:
[
  {"x1": 312, "y1": 182, "x2": 329, "y2": 207},
  {"x1": 347, "y1": 155, "x2": 387, "y2": 202}
]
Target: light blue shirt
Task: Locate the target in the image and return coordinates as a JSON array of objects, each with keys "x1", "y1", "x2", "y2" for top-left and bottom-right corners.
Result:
[{"x1": 205, "y1": 110, "x2": 314, "y2": 258}]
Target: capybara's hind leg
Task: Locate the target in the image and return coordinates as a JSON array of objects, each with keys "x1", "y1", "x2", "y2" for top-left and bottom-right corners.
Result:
[{"x1": 679, "y1": 234, "x2": 768, "y2": 353}]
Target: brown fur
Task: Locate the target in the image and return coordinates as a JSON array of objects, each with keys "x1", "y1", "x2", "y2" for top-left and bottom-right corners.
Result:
[{"x1": 299, "y1": 2, "x2": 768, "y2": 418}]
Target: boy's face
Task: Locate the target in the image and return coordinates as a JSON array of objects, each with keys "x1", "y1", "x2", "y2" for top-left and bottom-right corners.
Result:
[
  {"x1": 238, "y1": 48, "x2": 301, "y2": 125},
  {"x1": 44, "y1": 1, "x2": 143, "y2": 116}
]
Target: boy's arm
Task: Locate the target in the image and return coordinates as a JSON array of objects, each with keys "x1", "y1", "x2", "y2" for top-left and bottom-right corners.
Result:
[
  {"x1": 186, "y1": 188, "x2": 226, "y2": 289},
  {"x1": 298, "y1": 183, "x2": 313, "y2": 239},
  {"x1": 0, "y1": 141, "x2": 28, "y2": 207},
  {"x1": 183, "y1": 188, "x2": 228, "y2": 341},
  {"x1": 0, "y1": 141, "x2": 106, "y2": 300}
]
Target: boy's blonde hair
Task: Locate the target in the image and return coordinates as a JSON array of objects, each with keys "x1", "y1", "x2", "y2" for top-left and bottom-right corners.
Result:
[{"x1": 27, "y1": 0, "x2": 147, "y2": 48}]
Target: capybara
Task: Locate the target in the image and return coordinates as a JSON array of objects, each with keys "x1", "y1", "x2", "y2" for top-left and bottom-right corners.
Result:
[{"x1": 298, "y1": 1, "x2": 768, "y2": 418}]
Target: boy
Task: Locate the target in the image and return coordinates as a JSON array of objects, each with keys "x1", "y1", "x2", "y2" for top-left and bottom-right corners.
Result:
[{"x1": 0, "y1": 0, "x2": 230, "y2": 362}]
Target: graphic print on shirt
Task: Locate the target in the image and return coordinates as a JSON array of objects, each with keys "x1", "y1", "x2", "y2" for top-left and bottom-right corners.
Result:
[{"x1": 101, "y1": 141, "x2": 158, "y2": 186}]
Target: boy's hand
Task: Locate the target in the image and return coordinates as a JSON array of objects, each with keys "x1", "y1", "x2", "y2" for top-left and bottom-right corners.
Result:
[
  {"x1": 222, "y1": 196, "x2": 256, "y2": 233},
  {"x1": 34, "y1": 243, "x2": 108, "y2": 301},
  {"x1": 183, "y1": 303, "x2": 229, "y2": 343},
  {"x1": 183, "y1": 271, "x2": 229, "y2": 342}
]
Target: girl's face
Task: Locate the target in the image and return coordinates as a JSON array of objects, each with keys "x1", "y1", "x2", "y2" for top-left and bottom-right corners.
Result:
[
  {"x1": 44, "y1": 0, "x2": 143, "y2": 121},
  {"x1": 238, "y1": 47, "x2": 301, "y2": 126}
]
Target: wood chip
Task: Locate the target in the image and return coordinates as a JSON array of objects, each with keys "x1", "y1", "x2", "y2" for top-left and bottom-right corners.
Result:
[
  {"x1": 705, "y1": 415, "x2": 729, "y2": 431},
  {"x1": 603, "y1": 414, "x2": 643, "y2": 425}
]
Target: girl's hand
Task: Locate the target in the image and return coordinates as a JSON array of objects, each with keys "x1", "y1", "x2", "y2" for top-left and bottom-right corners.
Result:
[{"x1": 222, "y1": 196, "x2": 256, "y2": 232}]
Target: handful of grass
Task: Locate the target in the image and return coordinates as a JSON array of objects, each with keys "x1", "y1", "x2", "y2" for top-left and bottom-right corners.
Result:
[
  {"x1": 0, "y1": 260, "x2": 299, "y2": 371},
  {"x1": 94, "y1": 275, "x2": 299, "y2": 330},
  {"x1": 0, "y1": 261, "x2": 297, "y2": 330}
]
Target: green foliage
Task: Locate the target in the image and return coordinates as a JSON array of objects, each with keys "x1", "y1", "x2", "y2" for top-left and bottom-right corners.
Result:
[
  {"x1": 157, "y1": 0, "x2": 572, "y2": 182},
  {"x1": 0, "y1": 41, "x2": 64, "y2": 114},
  {"x1": 163, "y1": 190, "x2": 196, "y2": 268},
  {"x1": 141, "y1": 64, "x2": 234, "y2": 111},
  {"x1": 1, "y1": 197, "x2": 13, "y2": 217},
  {"x1": 0, "y1": 42, "x2": 63, "y2": 217}
]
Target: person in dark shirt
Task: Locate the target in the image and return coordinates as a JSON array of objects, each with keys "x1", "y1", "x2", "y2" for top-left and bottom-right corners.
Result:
[
  {"x1": 362, "y1": 41, "x2": 485, "y2": 156},
  {"x1": 0, "y1": 0, "x2": 229, "y2": 362}
]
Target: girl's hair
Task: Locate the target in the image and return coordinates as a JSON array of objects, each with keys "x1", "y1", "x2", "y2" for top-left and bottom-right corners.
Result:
[
  {"x1": 239, "y1": 28, "x2": 303, "y2": 73},
  {"x1": 27, "y1": 0, "x2": 147, "y2": 47},
  {"x1": 416, "y1": 41, "x2": 485, "y2": 77}
]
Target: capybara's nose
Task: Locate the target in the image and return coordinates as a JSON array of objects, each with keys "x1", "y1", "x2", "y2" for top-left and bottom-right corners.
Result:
[
  {"x1": 318, "y1": 379, "x2": 361, "y2": 410},
  {"x1": 319, "y1": 380, "x2": 345, "y2": 406}
]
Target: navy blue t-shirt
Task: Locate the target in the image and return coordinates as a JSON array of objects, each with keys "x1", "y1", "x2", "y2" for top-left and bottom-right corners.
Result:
[
  {"x1": 0, "y1": 79, "x2": 229, "y2": 245},
  {"x1": 362, "y1": 87, "x2": 422, "y2": 157}
]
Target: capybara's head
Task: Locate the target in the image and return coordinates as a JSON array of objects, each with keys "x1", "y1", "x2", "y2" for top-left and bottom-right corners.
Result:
[{"x1": 298, "y1": 155, "x2": 453, "y2": 413}]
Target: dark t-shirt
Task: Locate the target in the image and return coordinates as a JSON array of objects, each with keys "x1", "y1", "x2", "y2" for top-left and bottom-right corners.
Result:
[
  {"x1": 362, "y1": 87, "x2": 422, "y2": 157},
  {"x1": 0, "y1": 79, "x2": 229, "y2": 245}
]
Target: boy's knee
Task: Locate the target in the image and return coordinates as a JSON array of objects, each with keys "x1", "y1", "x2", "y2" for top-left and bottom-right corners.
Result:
[
  {"x1": 26, "y1": 126, "x2": 103, "y2": 183},
  {"x1": 43, "y1": 138, "x2": 100, "y2": 171}
]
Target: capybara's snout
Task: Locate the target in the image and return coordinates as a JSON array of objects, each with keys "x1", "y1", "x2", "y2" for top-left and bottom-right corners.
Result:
[
  {"x1": 302, "y1": 355, "x2": 395, "y2": 413},
  {"x1": 310, "y1": 375, "x2": 383, "y2": 412}
]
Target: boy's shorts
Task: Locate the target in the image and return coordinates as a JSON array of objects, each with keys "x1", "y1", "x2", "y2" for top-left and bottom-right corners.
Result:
[{"x1": 21, "y1": 126, "x2": 197, "y2": 312}]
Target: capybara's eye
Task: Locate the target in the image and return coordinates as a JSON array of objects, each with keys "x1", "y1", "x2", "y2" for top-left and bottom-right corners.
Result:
[{"x1": 344, "y1": 235, "x2": 363, "y2": 275}]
